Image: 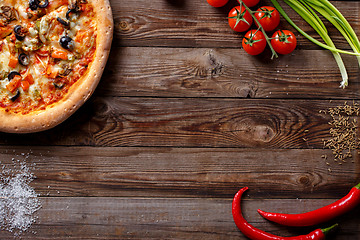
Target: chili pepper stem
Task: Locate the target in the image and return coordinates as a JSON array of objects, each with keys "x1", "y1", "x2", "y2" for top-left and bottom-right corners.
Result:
[
  {"x1": 322, "y1": 223, "x2": 338, "y2": 236},
  {"x1": 355, "y1": 182, "x2": 360, "y2": 189}
]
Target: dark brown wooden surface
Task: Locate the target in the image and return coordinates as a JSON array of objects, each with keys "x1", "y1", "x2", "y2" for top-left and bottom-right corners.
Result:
[{"x1": 1, "y1": 0, "x2": 360, "y2": 239}]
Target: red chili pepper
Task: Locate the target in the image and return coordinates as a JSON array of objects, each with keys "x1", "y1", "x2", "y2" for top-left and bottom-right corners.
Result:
[
  {"x1": 258, "y1": 182, "x2": 360, "y2": 227},
  {"x1": 232, "y1": 187, "x2": 338, "y2": 240}
]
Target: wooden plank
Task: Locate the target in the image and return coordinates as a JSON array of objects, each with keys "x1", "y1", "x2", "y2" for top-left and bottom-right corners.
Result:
[
  {"x1": 0, "y1": 147, "x2": 357, "y2": 198},
  {"x1": 111, "y1": 0, "x2": 360, "y2": 49},
  {"x1": 1, "y1": 0, "x2": 359, "y2": 239},
  {"x1": 99, "y1": 47, "x2": 360, "y2": 98},
  {"x1": 1, "y1": 197, "x2": 358, "y2": 239},
  {"x1": 0, "y1": 98, "x2": 355, "y2": 148}
]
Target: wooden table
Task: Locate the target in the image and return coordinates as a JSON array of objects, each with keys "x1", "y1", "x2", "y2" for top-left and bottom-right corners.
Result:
[{"x1": 1, "y1": 0, "x2": 360, "y2": 239}]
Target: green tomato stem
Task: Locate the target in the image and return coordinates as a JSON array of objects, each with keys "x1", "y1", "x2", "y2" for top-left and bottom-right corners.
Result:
[
  {"x1": 247, "y1": 27, "x2": 262, "y2": 44},
  {"x1": 237, "y1": 0, "x2": 279, "y2": 59}
]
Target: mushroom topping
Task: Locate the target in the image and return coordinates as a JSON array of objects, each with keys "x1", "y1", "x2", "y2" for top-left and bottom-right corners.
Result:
[
  {"x1": 38, "y1": 16, "x2": 50, "y2": 43},
  {"x1": 0, "y1": 6, "x2": 17, "y2": 23},
  {"x1": 59, "y1": 65, "x2": 72, "y2": 77}
]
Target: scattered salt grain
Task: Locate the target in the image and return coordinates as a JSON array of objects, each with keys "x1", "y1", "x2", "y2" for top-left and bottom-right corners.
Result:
[{"x1": 0, "y1": 158, "x2": 41, "y2": 236}]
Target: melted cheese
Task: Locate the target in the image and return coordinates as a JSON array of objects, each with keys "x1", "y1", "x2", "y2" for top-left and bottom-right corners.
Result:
[{"x1": 0, "y1": 41, "x2": 10, "y2": 73}]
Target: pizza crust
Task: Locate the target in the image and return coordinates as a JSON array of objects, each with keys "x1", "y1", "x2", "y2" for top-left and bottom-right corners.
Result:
[{"x1": 0, "y1": 0, "x2": 114, "y2": 133}]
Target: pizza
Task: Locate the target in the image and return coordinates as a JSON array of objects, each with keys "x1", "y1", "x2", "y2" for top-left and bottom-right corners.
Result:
[{"x1": 0, "y1": 0, "x2": 113, "y2": 133}]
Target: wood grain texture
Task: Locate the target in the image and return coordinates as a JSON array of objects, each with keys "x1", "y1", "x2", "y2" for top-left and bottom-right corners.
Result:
[
  {"x1": 1, "y1": 0, "x2": 360, "y2": 238},
  {"x1": 99, "y1": 47, "x2": 360, "y2": 98},
  {"x1": 112, "y1": 0, "x2": 360, "y2": 49},
  {"x1": 0, "y1": 147, "x2": 358, "y2": 198},
  {"x1": 0, "y1": 98, "x2": 355, "y2": 148},
  {"x1": 0, "y1": 197, "x2": 358, "y2": 239}
]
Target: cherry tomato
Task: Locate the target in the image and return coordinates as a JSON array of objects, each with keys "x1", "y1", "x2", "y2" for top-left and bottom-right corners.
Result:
[
  {"x1": 254, "y1": 6, "x2": 280, "y2": 32},
  {"x1": 228, "y1": 5, "x2": 253, "y2": 32},
  {"x1": 207, "y1": 0, "x2": 229, "y2": 7},
  {"x1": 271, "y1": 30, "x2": 297, "y2": 54},
  {"x1": 242, "y1": 29, "x2": 267, "y2": 55},
  {"x1": 242, "y1": 0, "x2": 260, "y2": 7}
]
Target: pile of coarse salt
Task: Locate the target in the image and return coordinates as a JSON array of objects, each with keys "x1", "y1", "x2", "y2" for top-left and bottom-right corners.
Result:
[{"x1": 0, "y1": 157, "x2": 41, "y2": 236}]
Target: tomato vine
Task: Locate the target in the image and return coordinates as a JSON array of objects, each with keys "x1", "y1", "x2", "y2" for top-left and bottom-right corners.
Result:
[{"x1": 237, "y1": 0, "x2": 279, "y2": 59}]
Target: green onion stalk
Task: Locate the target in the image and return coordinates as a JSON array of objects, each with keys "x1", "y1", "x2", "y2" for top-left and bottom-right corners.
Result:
[
  {"x1": 271, "y1": 0, "x2": 360, "y2": 88},
  {"x1": 284, "y1": 0, "x2": 348, "y2": 87},
  {"x1": 304, "y1": 0, "x2": 360, "y2": 64}
]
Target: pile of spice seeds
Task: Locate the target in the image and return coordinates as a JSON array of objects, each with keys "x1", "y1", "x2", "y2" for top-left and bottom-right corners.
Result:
[
  {"x1": 0, "y1": 156, "x2": 41, "y2": 236},
  {"x1": 321, "y1": 101, "x2": 360, "y2": 165}
]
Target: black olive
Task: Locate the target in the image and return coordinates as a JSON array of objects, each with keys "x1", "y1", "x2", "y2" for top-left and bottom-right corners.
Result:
[
  {"x1": 66, "y1": 9, "x2": 75, "y2": 20},
  {"x1": 8, "y1": 71, "x2": 21, "y2": 81},
  {"x1": 10, "y1": 90, "x2": 20, "y2": 102},
  {"x1": 38, "y1": 0, "x2": 48, "y2": 8},
  {"x1": 56, "y1": 17, "x2": 69, "y2": 27},
  {"x1": 29, "y1": 0, "x2": 39, "y2": 10},
  {"x1": 66, "y1": 5, "x2": 80, "y2": 20},
  {"x1": 14, "y1": 25, "x2": 22, "y2": 33},
  {"x1": 53, "y1": 82, "x2": 64, "y2": 89},
  {"x1": 59, "y1": 36, "x2": 74, "y2": 50},
  {"x1": 18, "y1": 53, "x2": 30, "y2": 66},
  {"x1": 14, "y1": 25, "x2": 26, "y2": 41},
  {"x1": 15, "y1": 34, "x2": 25, "y2": 41}
]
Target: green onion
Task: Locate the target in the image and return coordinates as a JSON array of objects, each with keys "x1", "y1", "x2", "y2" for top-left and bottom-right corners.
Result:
[
  {"x1": 284, "y1": 0, "x2": 348, "y2": 87},
  {"x1": 270, "y1": 0, "x2": 360, "y2": 56},
  {"x1": 271, "y1": 0, "x2": 360, "y2": 87},
  {"x1": 303, "y1": 0, "x2": 360, "y2": 68}
]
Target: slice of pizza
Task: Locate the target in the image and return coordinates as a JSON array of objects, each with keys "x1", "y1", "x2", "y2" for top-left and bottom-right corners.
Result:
[{"x1": 0, "y1": 0, "x2": 113, "y2": 133}]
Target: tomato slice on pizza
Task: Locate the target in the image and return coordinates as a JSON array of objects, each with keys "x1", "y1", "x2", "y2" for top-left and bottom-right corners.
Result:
[{"x1": 0, "y1": 0, "x2": 113, "y2": 133}]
